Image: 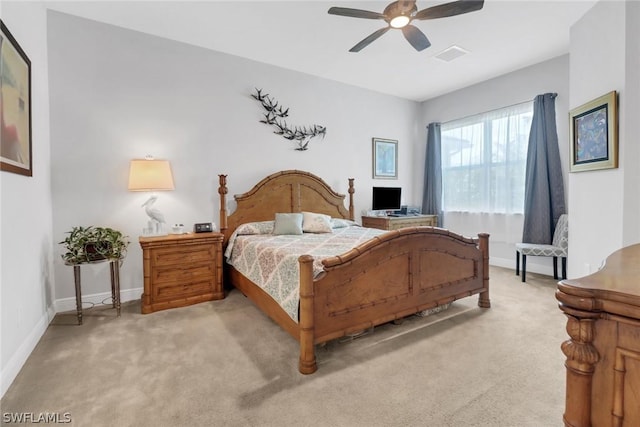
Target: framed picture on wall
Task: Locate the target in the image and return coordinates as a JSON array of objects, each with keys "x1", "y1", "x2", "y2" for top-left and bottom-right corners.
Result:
[
  {"x1": 1, "y1": 19, "x2": 32, "y2": 177},
  {"x1": 372, "y1": 137, "x2": 397, "y2": 179},
  {"x1": 569, "y1": 91, "x2": 617, "y2": 173}
]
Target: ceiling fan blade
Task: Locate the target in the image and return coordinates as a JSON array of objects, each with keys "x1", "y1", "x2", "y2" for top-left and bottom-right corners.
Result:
[
  {"x1": 349, "y1": 27, "x2": 390, "y2": 52},
  {"x1": 402, "y1": 25, "x2": 431, "y2": 51},
  {"x1": 414, "y1": 0, "x2": 484, "y2": 20},
  {"x1": 328, "y1": 7, "x2": 386, "y2": 20}
]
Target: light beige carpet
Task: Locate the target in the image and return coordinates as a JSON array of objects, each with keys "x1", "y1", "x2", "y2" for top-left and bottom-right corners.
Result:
[{"x1": 1, "y1": 267, "x2": 567, "y2": 427}]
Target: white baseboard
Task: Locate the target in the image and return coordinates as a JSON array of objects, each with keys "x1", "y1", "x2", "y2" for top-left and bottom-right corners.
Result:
[
  {"x1": 1, "y1": 310, "x2": 51, "y2": 398},
  {"x1": 54, "y1": 287, "x2": 143, "y2": 313}
]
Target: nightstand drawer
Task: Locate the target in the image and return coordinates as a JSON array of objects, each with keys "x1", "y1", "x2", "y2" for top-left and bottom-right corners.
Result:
[
  {"x1": 362, "y1": 215, "x2": 437, "y2": 231},
  {"x1": 152, "y1": 262, "x2": 216, "y2": 284},
  {"x1": 151, "y1": 244, "x2": 216, "y2": 267},
  {"x1": 153, "y1": 279, "x2": 215, "y2": 302},
  {"x1": 389, "y1": 218, "x2": 426, "y2": 229}
]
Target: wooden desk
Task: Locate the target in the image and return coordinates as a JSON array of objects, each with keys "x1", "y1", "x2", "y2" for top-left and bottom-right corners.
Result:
[
  {"x1": 556, "y1": 244, "x2": 640, "y2": 427},
  {"x1": 361, "y1": 214, "x2": 437, "y2": 231}
]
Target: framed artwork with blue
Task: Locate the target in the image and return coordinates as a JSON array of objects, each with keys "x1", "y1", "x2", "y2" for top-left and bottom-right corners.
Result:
[
  {"x1": 569, "y1": 91, "x2": 617, "y2": 173},
  {"x1": 372, "y1": 137, "x2": 397, "y2": 179}
]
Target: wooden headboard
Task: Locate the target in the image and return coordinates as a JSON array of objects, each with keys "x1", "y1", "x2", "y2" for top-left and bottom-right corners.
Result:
[{"x1": 218, "y1": 170, "x2": 355, "y2": 244}]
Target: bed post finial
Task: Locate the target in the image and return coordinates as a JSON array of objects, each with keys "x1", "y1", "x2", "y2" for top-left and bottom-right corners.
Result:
[
  {"x1": 348, "y1": 178, "x2": 355, "y2": 221},
  {"x1": 298, "y1": 254, "x2": 317, "y2": 374},
  {"x1": 219, "y1": 174, "x2": 228, "y2": 235},
  {"x1": 478, "y1": 233, "x2": 491, "y2": 308}
]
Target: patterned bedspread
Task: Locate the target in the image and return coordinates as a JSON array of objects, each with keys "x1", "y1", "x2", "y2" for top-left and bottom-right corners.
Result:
[{"x1": 225, "y1": 223, "x2": 385, "y2": 322}]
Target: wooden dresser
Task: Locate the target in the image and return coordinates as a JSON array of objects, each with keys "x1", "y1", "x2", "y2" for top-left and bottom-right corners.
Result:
[
  {"x1": 556, "y1": 244, "x2": 640, "y2": 427},
  {"x1": 139, "y1": 232, "x2": 224, "y2": 314},
  {"x1": 361, "y1": 214, "x2": 437, "y2": 231}
]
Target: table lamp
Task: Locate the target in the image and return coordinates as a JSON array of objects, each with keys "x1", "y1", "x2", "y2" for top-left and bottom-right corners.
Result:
[{"x1": 128, "y1": 156, "x2": 175, "y2": 236}]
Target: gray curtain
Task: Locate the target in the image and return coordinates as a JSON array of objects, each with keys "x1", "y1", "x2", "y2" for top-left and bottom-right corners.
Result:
[
  {"x1": 522, "y1": 93, "x2": 566, "y2": 244},
  {"x1": 422, "y1": 122, "x2": 442, "y2": 225}
]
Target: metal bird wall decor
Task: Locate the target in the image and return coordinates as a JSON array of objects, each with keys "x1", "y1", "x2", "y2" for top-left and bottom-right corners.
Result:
[{"x1": 251, "y1": 88, "x2": 327, "y2": 151}]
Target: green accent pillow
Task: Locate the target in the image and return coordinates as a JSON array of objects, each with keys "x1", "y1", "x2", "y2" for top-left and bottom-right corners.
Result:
[{"x1": 273, "y1": 213, "x2": 303, "y2": 235}]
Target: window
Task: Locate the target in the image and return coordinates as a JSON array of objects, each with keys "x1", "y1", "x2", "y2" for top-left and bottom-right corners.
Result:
[{"x1": 441, "y1": 102, "x2": 533, "y2": 214}]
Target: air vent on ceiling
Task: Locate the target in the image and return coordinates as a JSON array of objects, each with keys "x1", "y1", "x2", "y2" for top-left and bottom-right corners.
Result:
[{"x1": 435, "y1": 45, "x2": 469, "y2": 62}]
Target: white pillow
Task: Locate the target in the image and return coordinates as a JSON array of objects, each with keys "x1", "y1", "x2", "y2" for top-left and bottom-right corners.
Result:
[{"x1": 302, "y1": 212, "x2": 333, "y2": 233}]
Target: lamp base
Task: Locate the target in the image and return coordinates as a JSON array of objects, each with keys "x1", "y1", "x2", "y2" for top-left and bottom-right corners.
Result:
[
  {"x1": 141, "y1": 230, "x2": 169, "y2": 237},
  {"x1": 143, "y1": 220, "x2": 167, "y2": 236}
]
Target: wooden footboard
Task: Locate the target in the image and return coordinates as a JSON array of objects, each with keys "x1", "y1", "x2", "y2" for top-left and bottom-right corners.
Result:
[{"x1": 298, "y1": 227, "x2": 490, "y2": 374}]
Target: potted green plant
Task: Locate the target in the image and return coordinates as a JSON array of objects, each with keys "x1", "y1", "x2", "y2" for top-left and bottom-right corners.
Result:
[{"x1": 59, "y1": 226, "x2": 129, "y2": 264}]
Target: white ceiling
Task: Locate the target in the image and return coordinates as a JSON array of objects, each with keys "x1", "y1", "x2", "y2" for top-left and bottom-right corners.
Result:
[{"x1": 45, "y1": 0, "x2": 597, "y2": 102}]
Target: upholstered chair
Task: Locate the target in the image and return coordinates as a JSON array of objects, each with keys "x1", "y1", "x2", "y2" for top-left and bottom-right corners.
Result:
[{"x1": 516, "y1": 214, "x2": 568, "y2": 282}]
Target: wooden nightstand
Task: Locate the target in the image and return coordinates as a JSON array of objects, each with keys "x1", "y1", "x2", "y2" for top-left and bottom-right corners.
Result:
[
  {"x1": 361, "y1": 215, "x2": 438, "y2": 231},
  {"x1": 138, "y1": 232, "x2": 224, "y2": 314}
]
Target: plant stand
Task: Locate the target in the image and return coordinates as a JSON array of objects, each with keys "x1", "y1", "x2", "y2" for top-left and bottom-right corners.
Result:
[{"x1": 70, "y1": 259, "x2": 121, "y2": 325}]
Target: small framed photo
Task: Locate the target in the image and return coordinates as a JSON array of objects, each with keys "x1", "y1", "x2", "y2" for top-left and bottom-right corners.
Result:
[
  {"x1": 569, "y1": 91, "x2": 617, "y2": 173},
  {"x1": 1, "y1": 20, "x2": 32, "y2": 177},
  {"x1": 372, "y1": 138, "x2": 397, "y2": 179}
]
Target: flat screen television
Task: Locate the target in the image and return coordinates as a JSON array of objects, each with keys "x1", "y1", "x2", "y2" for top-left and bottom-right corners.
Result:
[{"x1": 372, "y1": 187, "x2": 401, "y2": 211}]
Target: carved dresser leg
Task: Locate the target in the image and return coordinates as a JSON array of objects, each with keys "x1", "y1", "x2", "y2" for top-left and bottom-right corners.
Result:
[{"x1": 561, "y1": 314, "x2": 599, "y2": 427}]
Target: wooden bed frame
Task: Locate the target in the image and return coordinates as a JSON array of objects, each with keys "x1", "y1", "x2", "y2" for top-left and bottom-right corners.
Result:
[{"x1": 218, "y1": 170, "x2": 490, "y2": 374}]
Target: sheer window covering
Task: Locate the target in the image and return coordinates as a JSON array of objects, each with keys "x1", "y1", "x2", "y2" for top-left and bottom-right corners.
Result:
[{"x1": 441, "y1": 102, "x2": 533, "y2": 214}]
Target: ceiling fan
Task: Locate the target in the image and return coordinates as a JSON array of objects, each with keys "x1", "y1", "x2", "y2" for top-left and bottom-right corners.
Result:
[{"x1": 328, "y1": 0, "x2": 484, "y2": 52}]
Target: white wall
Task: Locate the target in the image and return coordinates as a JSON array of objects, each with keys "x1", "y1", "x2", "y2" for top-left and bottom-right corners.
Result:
[
  {"x1": 622, "y1": 0, "x2": 640, "y2": 248},
  {"x1": 568, "y1": 0, "x2": 639, "y2": 276},
  {"x1": 420, "y1": 55, "x2": 570, "y2": 274},
  {"x1": 46, "y1": 11, "x2": 420, "y2": 303},
  {"x1": 0, "y1": 1, "x2": 55, "y2": 397}
]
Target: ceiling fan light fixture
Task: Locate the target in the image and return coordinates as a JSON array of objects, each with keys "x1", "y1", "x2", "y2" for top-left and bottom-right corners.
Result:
[
  {"x1": 389, "y1": 15, "x2": 411, "y2": 28},
  {"x1": 328, "y1": 0, "x2": 485, "y2": 52}
]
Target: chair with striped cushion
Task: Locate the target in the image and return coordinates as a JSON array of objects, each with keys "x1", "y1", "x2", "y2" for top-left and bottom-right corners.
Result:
[{"x1": 516, "y1": 214, "x2": 568, "y2": 282}]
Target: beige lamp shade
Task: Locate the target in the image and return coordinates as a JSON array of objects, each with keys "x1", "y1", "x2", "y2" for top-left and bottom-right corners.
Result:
[{"x1": 128, "y1": 159, "x2": 175, "y2": 191}]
